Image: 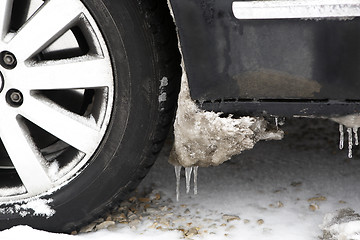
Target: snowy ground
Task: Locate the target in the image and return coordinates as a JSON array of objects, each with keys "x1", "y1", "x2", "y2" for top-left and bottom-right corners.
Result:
[{"x1": 2, "y1": 118, "x2": 360, "y2": 239}]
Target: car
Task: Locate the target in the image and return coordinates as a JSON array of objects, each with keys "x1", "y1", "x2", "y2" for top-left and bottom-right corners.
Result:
[{"x1": 0, "y1": 0, "x2": 358, "y2": 233}]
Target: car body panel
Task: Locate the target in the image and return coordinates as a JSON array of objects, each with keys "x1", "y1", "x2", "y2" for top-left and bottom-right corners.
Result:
[{"x1": 169, "y1": 0, "x2": 360, "y2": 117}]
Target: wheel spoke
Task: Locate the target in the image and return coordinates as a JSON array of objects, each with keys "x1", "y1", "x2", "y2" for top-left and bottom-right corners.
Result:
[
  {"x1": 19, "y1": 96, "x2": 102, "y2": 154},
  {"x1": 7, "y1": 0, "x2": 84, "y2": 60},
  {"x1": 16, "y1": 58, "x2": 112, "y2": 90},
  {"x1": 0, "y1": 113, "x2": 52, "y2": 194},
  {"x1": 0, "y1": 0, "x2": 13, "y2": 40}
]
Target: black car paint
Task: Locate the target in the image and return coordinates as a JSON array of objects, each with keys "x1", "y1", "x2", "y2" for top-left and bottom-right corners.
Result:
[{"x1": 169, "y1": 0, "x2": 360, "y2": 117}]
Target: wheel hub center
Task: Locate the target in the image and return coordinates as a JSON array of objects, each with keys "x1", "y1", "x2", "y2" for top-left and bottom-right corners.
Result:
[{"x1": 0, "y1": 71, "x2": 3, "y2": 93}]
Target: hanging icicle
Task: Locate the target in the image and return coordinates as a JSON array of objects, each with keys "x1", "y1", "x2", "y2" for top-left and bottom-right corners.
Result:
[
  {"x1": 174, "y1": 165, "x2": 200, "y2": 201},
  {"x1": 175, "y1": 166, "x2": 182, "y2": 202},
  {"x1": 339, "y1": 124, "x2": 344, "y2": 150},
  {"x1": 348, "y1": 128, "x2": 353, "y2": 159},
  {"x1": 193, "y1": 166, "x2": 199, "y2": 195},
  {"x1": 275, "y1": 117, "x2": 279, "y2": 130},
  {"x1": 185, "y1": 167, "x2": 193, "y2": 194},
  {"x1": 353, "y1": 127, "x2": 359, "y2": 146}
]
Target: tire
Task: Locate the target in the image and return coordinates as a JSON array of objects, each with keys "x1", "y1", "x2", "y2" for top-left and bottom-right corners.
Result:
[{"x1": 0, "y1": 0, "x2": 181, "y2": 232}]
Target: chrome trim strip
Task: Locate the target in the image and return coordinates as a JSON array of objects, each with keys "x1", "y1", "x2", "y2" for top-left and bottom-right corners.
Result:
[{"x1": 232, "y1": 0, "x2": 360, "y2": 19}]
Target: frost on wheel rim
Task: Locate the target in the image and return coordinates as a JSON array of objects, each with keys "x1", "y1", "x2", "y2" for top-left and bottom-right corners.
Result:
[{"x1": 0, "y1": 0, "x2": 114, "y2": 201}]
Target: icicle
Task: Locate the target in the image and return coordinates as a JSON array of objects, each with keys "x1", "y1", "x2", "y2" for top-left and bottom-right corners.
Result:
[
  {"x1": 185, "y1": 167, "x2": 193, "y2": 194},
  {"x1": 339, "y1": 124, "x2": 344, "y2": 150},
  {"x1": 354, "y1": 127, "x2": 359, "y2": 146},
  {"x1": 278, "y1": 117, "x2": 285, "y2": 126},
  {"x1": 175, "y1": 166, "x2": 182, "y2": 202},
  {"x1": 347, "y1": 128, "x2": 353, "y2": 158},
  {"x1": 199, "y1": 99, "x2": 205, "y2": 108},
  {"x1": 193, "y1": 166, "x2": 199, "y2": 195},
  {"x1": 275, "y1": 117, "x2": 279, "y2": 130}
]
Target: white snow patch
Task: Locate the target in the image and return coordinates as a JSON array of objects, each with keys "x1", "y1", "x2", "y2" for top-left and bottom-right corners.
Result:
[
  {"x1": 160, "y1": 77, "x2": 169, "y2": 88},
  {"x1": 21, "y1": 198, "x2": 55, "y2": 217},
  {"x1": 158, "y1": 93, "x2": 167, "y2": 103},
  {"x1": 0, "y1": 186, "x2": 27, "y2": 197},
  {"x1": 0, "y1": 198, "x2": 55, "y2": 218},
  {"x1": 47, "y1": 152, "x2": 85, "y2": 181},
  {"x1": 48, "y1": 161, "x2": 60, "y2": 180},
  {"x1": 169, "y1": 72, "x2": 283, "y2": 167},
  {"x1": 320, "y1": 209, "x2": 360, "y2": 240},
  {"x1": 158, "y1": 77, "x2": 168, "y2": 103},
  {"x1": 0, "y1": 225, "x2": 182, "y2": 240}
]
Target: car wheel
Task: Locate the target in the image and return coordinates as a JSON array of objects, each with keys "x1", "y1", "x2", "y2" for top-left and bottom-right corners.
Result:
[{"x1": 0, "y1": 0, "x2": 180, "y2": 232}]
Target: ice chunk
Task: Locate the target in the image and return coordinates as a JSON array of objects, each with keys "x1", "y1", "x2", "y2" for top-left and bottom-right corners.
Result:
[
  {"x1": 169, "y1": 73, "x2": 283, "y2": 168},
  {"x1": 185, "y1": 167, "x2": 193, "y2": 194},
  {"x1": 339, "y1": 124, "x2": 344, "y2": 150},
  {"x1": 193, "y1": 166, "x2": 198, "y2": 195},
  {"x1": 174, "y1": 166, "x2": 181, "y2": 202},
  {"x1": 332, "y1": 114, "x2": 360, "y2": 129}
]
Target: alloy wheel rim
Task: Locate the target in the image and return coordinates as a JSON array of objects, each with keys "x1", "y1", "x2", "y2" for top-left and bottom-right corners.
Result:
[{"x1": 0, "y1": 0, "x2": 114, "y2": 201}]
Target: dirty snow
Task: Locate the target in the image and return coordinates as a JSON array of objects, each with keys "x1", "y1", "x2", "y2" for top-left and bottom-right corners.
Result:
[
  {"x1": 320, "y1": 208, "x2": 360, "y2": 240},
  {"x1": 169, "y1": 73, "x2": 283, "y2": 167},
  {"x1": 332, "y1": 114, "x2": 360, "y2": 129},
  {"x1": 2, "y1": 118, "x2": 360, "y2": 239}
]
